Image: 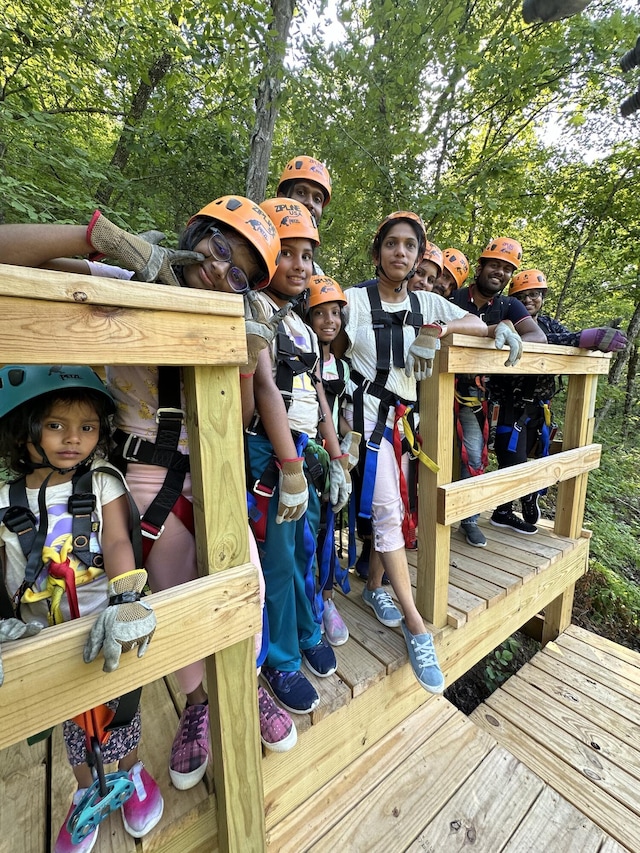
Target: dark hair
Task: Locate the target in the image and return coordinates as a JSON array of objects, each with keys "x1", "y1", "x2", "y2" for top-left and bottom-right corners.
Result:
[
  {"x1": 372, "y1": 219, "x2": 426, "y2": 260},
  {"x1": 176, "y1": 216, "x2": 267, "y2": 289},
  {"x1": 0, "y1": 388, "x2": 112, "y2": 477}
]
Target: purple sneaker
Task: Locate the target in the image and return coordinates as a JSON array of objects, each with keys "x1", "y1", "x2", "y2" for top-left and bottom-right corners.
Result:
[
  {"x1": 169, "y1": 703, "x2": 210, "y2": 790},
  {"x1": 258, "y1": 685, "x2": 297, "y2": 752},
  {"x1": 122, "y1": 762, "x2": 164, "y2": 837}
]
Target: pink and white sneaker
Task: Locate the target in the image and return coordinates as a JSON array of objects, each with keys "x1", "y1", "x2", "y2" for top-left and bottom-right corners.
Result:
[
  {"x1": 121, "y1": 762, "x2": 164, "y2": 838},
  {"x1": 322, "y1": 598, "x2": 349, "y2": 646},
  {"x1": 54, "y1": 789, "x2": 98, "y2": 853}
]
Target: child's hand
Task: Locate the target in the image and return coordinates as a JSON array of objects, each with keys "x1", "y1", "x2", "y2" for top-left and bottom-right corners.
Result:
[
  {"x1": 276, "y1": 458, "x2": 309, "y2": 523},
  {"x1": 0, "y1": 618, "x2": 42, "y2": 686},
  {"x1": 83, "y1": 569, "x2": 156, "y2": 672},
  {"x1": 339, "y1": 431, "x2": 362, "y2": 471}
]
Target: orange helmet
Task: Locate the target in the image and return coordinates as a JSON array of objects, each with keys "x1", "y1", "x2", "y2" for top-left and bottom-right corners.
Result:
[
  {"x1": 422, "y1": 241, "x2": 443, "y2": 275},
  {"x1": 259, "y1": 198, "x2": 320, "y2": 246},
  {"x1": 509, "y1": 268, "x2": 548, "y2": 297},
  {"x1": 277, "y1": 156, "x2": 332, "y2": 206},
  {"x1": 442, "y1": 248, "x2": 470, "y2": 289},
  {"x1": 306, "y1": 275, "x2": 346, "y2": 311},
  {"x1": 479, "y1": 237, "x2": 523, "y2": 270},
  {"x1": 372, "y1": 211, "x2": 427, "y2": 258},
  {"x1": 187, "y1": 195, "x2": 280, "y2": 289}
]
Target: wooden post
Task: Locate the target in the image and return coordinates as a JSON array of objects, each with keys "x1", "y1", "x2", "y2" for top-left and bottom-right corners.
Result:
[
  {"x1": 416, "y1": 350, "x2": 454, "y2": 629},
  {"x1": 183, "y1": 366, "x2": 265, "y2": 852}
]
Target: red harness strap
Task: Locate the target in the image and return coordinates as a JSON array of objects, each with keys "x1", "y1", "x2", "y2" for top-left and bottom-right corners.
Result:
[{"x1": 393, "y1": 403, "x2": 417, "y2": 549}]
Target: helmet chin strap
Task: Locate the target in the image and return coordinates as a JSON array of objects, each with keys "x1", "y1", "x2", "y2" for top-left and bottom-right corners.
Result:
[
  {"x1": 377, "y1": 261, "x2": 418, "y2": 293},
  {"x1": 28, "y1": 443, "x2": 95, "y2": 475}
]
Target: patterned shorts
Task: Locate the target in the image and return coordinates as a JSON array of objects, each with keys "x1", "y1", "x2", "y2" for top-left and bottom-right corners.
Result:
[{"x1": 63, "y1": 696, "x2": 142, "y2": 767}]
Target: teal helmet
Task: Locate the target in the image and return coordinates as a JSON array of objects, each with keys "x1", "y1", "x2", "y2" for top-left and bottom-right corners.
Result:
[{"x1": 0, "y1": 365, "x2": 115, "y2": 420}]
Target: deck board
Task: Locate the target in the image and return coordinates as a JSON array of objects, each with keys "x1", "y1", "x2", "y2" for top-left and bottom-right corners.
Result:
[{"x1": 471, "y1": 625, "x2": 640, "y2": 850}]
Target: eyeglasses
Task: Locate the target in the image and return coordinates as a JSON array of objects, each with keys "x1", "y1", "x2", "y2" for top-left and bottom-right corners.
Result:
[
  {"x1": 515, "y1": 289, "x2": 544, "y2": 302},
  {"x1": 204, "y1": 228, "x2": 250, "y2": 293}
]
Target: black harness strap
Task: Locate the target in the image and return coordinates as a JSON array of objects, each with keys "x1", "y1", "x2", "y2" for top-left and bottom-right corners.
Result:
[
  {"x1": 274, "y1": 326, "x2": 319, "y2": 411},
  {"x1": 111, "y1": 366, "x2": 190, "y2": 545},
  {"x1": 320, "y1": 357, "x2": 346, "y2": 418}
]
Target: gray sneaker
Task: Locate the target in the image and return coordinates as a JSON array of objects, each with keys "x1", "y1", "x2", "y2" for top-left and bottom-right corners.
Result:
[
  {"x1": 460, "y1": 521, "x2": 486, "y2": 548},
  {"x1": 362, "y1": 587, "x2": 402, "y2": 627}
]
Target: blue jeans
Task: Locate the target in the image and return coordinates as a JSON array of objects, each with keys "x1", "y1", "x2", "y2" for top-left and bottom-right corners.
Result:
[
  {"x1": 247, "y1": 433, "x2": 322, "y2": 672},
  {"x1": 456, "y1": 403, "x2": 486, "y2": 526}
]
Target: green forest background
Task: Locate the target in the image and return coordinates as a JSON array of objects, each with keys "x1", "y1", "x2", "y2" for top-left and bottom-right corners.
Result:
[{"x1": 1, "y1": 0, "x2": 638, "y2": 644}]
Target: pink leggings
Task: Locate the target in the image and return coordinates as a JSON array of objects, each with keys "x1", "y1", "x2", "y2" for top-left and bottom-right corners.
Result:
[{"x1": 125, "y1": 465, "x2": 264, "y2": 695}]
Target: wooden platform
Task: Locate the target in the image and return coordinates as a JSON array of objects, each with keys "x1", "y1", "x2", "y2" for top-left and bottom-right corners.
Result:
[
  {"x1": 471, "y1": 624, "x2": 640, "y2": 851},
  {"x1": 0, "y1": 521, "x2": 592, "y2": 852}
]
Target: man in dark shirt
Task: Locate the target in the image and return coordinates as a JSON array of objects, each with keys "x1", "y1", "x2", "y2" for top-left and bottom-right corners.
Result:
[{"x1": 451, "y1": 239, "x2": 546, "y2": 546}]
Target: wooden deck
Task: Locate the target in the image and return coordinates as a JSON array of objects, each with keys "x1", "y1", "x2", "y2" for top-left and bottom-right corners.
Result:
[
  {"x1": 0, "y1": 521, "x2": 595, "y2": 852},
  {"x1": 471, "y1": 624, "x2": 640, "y2": 852}
]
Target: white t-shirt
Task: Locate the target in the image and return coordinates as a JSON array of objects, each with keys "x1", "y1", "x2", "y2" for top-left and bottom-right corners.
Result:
[
  {"x1": 257, "y1": 293, "x2": 321, "y2": 438},
  {"x1": 345, "y1": 285, "x2": 467, "y2": 425},
  {"x1": 0, "y1": 459, "x2": 128, "y2": 626}
]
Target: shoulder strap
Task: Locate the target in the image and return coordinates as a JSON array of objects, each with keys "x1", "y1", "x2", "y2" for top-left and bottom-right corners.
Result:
[{"x1": 274, "y1": 321, "x2": 319, "y2": 411}]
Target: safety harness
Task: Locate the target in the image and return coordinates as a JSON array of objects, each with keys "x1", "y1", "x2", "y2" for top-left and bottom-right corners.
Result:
[
  {"x1": 111, "y1": 366, "x2": 193, "y2": 560},
  {"x1": 350, "y1": 287, "x2": 437, "y2": 548},
  {"x1": 0, "y1": 463, "x2": 144, "y2": 842},
  {"x1": 490, "y1": 374, "x2": 558, "y2": 458}
]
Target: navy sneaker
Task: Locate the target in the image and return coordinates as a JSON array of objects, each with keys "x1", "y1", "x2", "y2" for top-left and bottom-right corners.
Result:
[
  {"x1": 491, "y1": 510, "x2": 537, "y2": 535},
  {"x1": 261, "y1": 667, "x2": 319, "y2": 715},
  {"x1": 301, "y1": 636, "x2": 337, "y2": 678}
]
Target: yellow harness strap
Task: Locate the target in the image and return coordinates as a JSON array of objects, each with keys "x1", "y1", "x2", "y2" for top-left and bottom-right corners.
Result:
[{"x1": 400, "y1": 412, "x2": 439, "y2": 474}]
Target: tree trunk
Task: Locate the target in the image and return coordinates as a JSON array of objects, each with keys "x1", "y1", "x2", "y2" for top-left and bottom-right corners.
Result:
[
  {"x1": 245, "y1": 0, "x2": 295, "y2": 202},
  {"x1": 95, "y1": 52, "x2": 172, "y2": 209}
]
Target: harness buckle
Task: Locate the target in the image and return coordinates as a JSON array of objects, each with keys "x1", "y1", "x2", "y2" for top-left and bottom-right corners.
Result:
[
  {"x1": 365, "y1": 440, "x2": 381, "y2": 453},
  {"x1": 156, "y1": 407, "x2": 184, "y2": 424},
  {"x1": 253, "y1": 480, "x2": 275, "y2": 498},
  {"x1": 140, "y1": 520, "x2": 165, "y2": 541},
  {"x1": 121, "y1": 433, "x2": 143, "y2": 462}
]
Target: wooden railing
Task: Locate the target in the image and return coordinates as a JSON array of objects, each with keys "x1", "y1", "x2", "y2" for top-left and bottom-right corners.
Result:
[
  {"x1": 0, "y1": 264, "x2": 264, "y2": 851},
  {"x1": 416, "y1": 334, "x2": 611, "y2": 640}
]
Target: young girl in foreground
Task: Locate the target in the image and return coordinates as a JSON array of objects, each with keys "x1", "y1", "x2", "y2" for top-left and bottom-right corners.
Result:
[{"x1": 0, "y1": 365, "x2": 162, "y2": 853}]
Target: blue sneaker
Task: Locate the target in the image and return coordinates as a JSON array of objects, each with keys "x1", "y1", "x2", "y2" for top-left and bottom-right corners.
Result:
[
  {"x1": 362, "y1": 587, "x2": 402, "y2": 627},
  {"x1": 261, "y1": 667, "x2": 319, "y2": 715},
  {"x1": 301, "y1": 636, "x2": 337, "y2": 678},
  {"x1": 401, "y1": 621, "x2": 445, "y2": 694}
]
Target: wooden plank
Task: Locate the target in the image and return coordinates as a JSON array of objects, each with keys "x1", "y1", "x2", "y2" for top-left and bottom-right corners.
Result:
[
  {"x1": 483, "y1": 525, "x2": 566, "y2": 562},
  {"x1": 446, "y1": 605, "x2": 467, "y2": 629},
  {"x1": 514, "y1": 661, "x2": 640, "y2": 753},
  {"x1": 0, "y1": 737, "x2": 47, "y2": 853},
  {"x1": 448, "y1": 549, "x2": 522, "y2": 594},
  {"x1": 559, "y1": 625, "x2": 640, "y2": 679},
  {"x1": 438, "y1": 445, "x2": 602, "y2": 526},
  {"x1": 599, "y1": 837, "x2": 632, "y2": 853},
  {"x1": 305, "y1": 710, "x2": 498, "y2": 852},
  {"x1": 0, "y1": 264, "x2": 244, "y2": 316},
  {"x1": 542, "y1": 639, "x2": 640, "y2": 701},
  {"x1": 470, "y1": 703, "x2": 640, "y2": 851},
  {"x1": 526, "y1": 652, "x2": 640, "y2": 729},
  {"x1": 479, "y1": 688, "x2": 640, "y2": 818},
  {"x1": 332, "y1": 632, "x2": 387, "y2": 697},
  {"x1": 307, "y1": 668, "x2": 352, "y2": 723},
  {"x1": 447, "y1": 584, "x2": 486, "y2": 618},
  {"x1": 0, "y1": 567, "x2": 261, "y2": 750},
  {"x1": 499, "y1": 677, "x2": 640, "y2": 783},
  {"x1": 451, "y1": 534, "x2": 540, "y2": 581},
  {"x1": 0, "y1": 296, "x2": 247, "y2": 366},
  {"x1": 266, "y1": 696, "x2": 459, "y2": 851},
  {"x1": 410, "y1": 746, "x2": 544, "y2": 852},
  {"x1": 449, "y1": 565, "x2": 507, "y2": 605},
  {"x1": 501, "y1": 785, "x2": 609, "y2": 853},
  {"x1": 416, "y1": 361, "x2": 455, "y2": 629},
  {"x1": 439, "y1": 334, "x2": 611, "y2": 376}
]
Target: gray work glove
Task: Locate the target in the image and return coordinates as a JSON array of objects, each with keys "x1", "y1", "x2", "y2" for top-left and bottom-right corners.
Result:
[
  {"x1": 83, "y1": 570, "x2": 156, "y2": 673},
  {"x1": 242, "y1": 292, "x2": 293, "y2": 374},
  {"x1": 494, "y1": 320, "x2": 523, "y2": 367},
  {"x1": 578, "y1": 327, "x2": 628, "y2": 353},
  {"x1": 276, "y1": 458, "x2": 309, "y2": 524},
  {"x1": 339, "y1": 431, "x2": 362, "y2": 471},
  {"x1": 87, "y1": 211, "x2": 204, "y2": 287},
  {"x1": 329, "y1": 455, "x2": 352, "y2": 513},
  {"x1": 405, "y1": 325, "x2": 442, "y2": 381},
  {"x1": 0, "y1": 618, "x2": 42, "y2": 687}
]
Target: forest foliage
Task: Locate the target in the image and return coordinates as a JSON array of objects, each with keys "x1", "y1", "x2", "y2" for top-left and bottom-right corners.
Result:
[{"x1": 1, "y1": 0, "x2": 639, "y2": 605}]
